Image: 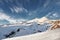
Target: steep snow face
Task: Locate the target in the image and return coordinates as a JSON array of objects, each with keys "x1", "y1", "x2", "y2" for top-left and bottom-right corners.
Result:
[
  {"x1": 0, "y1": 21, "x2": 52, "y2": 40},
  {"x1": 3, "y1": 28, "x2": 60, "y2": 40}
]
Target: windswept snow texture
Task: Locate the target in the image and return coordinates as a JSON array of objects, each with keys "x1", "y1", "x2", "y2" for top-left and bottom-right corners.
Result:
[
  {"x1": 0, "y1": 22, "x2": 51, "y2": 40},
  {"x1": 3, "y1": 28, "x2": 60, "y2": 40}
]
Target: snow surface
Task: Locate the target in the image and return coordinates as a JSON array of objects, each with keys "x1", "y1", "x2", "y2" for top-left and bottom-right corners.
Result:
[
  {"x1": 0, "y1": 21, "x2": 51, "y2": 40},
  {"x1": 3, "y1": 28, "x2": 60, "y2": 40}
]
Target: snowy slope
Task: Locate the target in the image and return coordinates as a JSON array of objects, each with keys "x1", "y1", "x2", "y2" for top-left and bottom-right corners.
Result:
[
  {"x1": 3, "y1": 28, "x2": 60, "y2": 40},
  {"x1": 1, "y1": 17, "x2": 60, "y2": 40},
  {"x1": 0, "y1": 17, "x2": 52, "y2": 40}
]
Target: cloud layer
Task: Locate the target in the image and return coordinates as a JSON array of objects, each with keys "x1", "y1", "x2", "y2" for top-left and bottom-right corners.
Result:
[
  {"x1": 0, "y1": 12, "x2": 27, "y2": 24},
  {"x1": 0, "y1": 0, "x2": 60, "y2": 24}
]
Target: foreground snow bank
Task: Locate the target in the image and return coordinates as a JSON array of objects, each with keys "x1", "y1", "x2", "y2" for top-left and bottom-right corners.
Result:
[{"x1": 3, "y1": 28, "x2": 60, "y2": 40}]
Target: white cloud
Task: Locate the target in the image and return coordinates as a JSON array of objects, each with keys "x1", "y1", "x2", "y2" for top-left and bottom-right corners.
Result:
[
  {"x1": 0, "y1": 12, "x2": 27, "y2": 24},
  {"x1": 10, "y1": 7, "x2": 14, "y2": 13},
  {"x1": 28, "y1": 10, "x2": 38, "y2": 16},
  {"x1": 14, "y1": 7, "x2": 23, "y2": 13},
  {"x1": 49, "y1": 12, "x2": 59, "y2": 18},
  {"x1": 45, "y1": 12, "x2": 52, "y2": 17},
  {"x1": 0, "y1": 12, "x2": 17, "y2": 23},
  {"x1": 52, "y1": 13, "x2": 58, "y2": 17},
  {"x1": 46, "y1": 11, "x2": 59, "y2": 19},
  {"x1": 0, "y1": 12, "x2": 10, "y2": 20},
  {"x1": 12, "y1": 7, "x2": 28, "y2": 13}
]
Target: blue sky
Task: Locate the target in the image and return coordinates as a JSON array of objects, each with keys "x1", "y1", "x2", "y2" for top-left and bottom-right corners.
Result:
[{"x1": 0, "y1": 0, "x2": 60, "y2": 24}]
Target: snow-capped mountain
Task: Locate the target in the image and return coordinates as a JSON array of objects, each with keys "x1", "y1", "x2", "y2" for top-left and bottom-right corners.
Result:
[
  {"x1": 2, "y1": 20, "x2": 60, "y2": 40},
  {"x1": 0, "y1": 0, "x2": 60, "y2": 40},
  {"x1": 0, "y1": 16, "x2": 60, "y2": 40},
  {"x1": 0, "y1": 17, "x2": 52, "y2": 40}
]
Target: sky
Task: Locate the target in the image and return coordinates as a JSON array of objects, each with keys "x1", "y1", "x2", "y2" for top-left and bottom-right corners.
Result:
[{"x1": 0, "y1": 0, "x2": 60, "y2": 24}]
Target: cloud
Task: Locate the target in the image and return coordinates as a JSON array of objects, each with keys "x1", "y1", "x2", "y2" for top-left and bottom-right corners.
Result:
[
  {"x1": 0, "y1": 12, "x2": 27, "y2": 24},
  {"x1": 45, "y1": 12, "x2": 52, "y2": 17},
  {"x1": 43, "y1": 0, "x2": 50, "y2": 7},
  {"x1": 0, "y1": 12, "x2": 10, "y2": 20},
  {"x1": 52, "y1": 13, "x2": 58, "y2": 17},
  {"x1": 49, "y1": 12, "x2": 59, "y2": 18},
  {"x1": 0, "y1": 12, "x2": 17, "y2": 23},
  {"x1": 46, "y1": 11, "x2": 58, "y2": 17},
  {"x1": 10, "y1": 7, "x2": 28, "y2": 13},
  {"x1": 46, "y1": 11, "x2": 60, "y2": 19},
  {"x1": 28, "y1": 9, "x2": 38, "y2": 16},
  {"x1": 10, "y1": 7, "x2": 14, "y2": 13}
]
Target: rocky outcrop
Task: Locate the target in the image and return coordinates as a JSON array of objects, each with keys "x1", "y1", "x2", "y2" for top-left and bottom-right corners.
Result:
[{"x1": 50, "y1": 20, "x2": 60, "y2": 30}]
